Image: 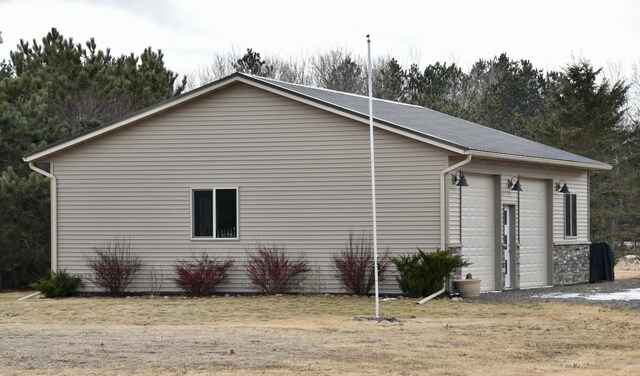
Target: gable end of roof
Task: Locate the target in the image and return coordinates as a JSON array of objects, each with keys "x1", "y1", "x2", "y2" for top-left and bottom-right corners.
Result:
[{"x1": 23, "y1": 72, "x2": 611, "y2": 171}]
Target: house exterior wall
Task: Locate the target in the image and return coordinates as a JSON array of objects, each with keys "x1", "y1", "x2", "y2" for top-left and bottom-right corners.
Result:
[
  {"x1": 447, "y1": 158, "x2": 591, "y2": 287},
  {"x1": 49, "y1": 82, "x2": 450, "y2": 294}
]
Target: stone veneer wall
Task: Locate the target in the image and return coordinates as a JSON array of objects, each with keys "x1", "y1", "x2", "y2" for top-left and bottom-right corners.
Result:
[
  {"x1": 513, "y1": 245, "x2": 521, "y2": 289},
  {"x1": 553, "y1": 243, "x2": 590, "y2": 285}
]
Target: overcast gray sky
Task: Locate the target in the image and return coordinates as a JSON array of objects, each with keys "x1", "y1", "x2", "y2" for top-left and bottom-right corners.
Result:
[{"x1": 0, "y1": 0, "x2": 638, "y2": 79}]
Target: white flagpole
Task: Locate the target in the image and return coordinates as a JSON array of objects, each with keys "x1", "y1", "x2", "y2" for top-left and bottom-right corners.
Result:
[{"x1": 366, "y1": 34, "x2": 380, "y2": 319}]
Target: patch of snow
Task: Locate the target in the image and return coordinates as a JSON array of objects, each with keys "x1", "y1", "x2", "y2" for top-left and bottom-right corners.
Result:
[
  {"x1": 623, "y1": 254, "x2": 639, "y2": 260},
  {"x1": 584, "y1": 288, "x2": 640, "y2": 301},
  {"x1": 534, "y1": 288, "x2": 640, "y2": 301},
  {"x1": 535, "y1": 292, "x2": 583, "y2": 299}
]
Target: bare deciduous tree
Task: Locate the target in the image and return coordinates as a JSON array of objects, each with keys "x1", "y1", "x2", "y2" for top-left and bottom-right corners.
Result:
[
  {"x1": 628, "y1": 61, "x2": 640, "y2": 125},
  {"x1": 272, "y1": 54, "x2": 311, "y2": 85},
  {"x1": 311, "y1": 48, "x2": 366, "y2": 94},
  {"x1": 187, "y1": 49, "x2": 242, "y2": 89},
  {"x1": 56, "y1": 88, "x2": 135, "y2": 135}
]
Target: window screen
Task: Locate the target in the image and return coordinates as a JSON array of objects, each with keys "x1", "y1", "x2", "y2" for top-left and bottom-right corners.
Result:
[{"x1": 216, "y1": 189, "x2": 237, "y2": 238}]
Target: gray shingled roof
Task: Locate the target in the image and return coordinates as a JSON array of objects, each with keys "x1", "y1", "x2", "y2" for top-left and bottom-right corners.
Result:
[{"x1": 249, "y1": 75, "x2": 608, "y2": 168}]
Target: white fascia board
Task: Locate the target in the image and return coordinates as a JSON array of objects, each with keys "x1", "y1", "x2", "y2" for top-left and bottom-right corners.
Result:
[{"x1": 468, "y1": 150, "x2": 612, "y2": 171}]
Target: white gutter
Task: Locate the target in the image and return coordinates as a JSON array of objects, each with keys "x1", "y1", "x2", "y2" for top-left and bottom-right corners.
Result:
[
  {"x1": 28, "y1": 162, "x2": 57, "y2": 271},
  {"x1": 440, "y1": 155, "x2": 472, "y2": 250},
  {"x1": 468, "y1": 150, "x2": 611, "y2": 171}
]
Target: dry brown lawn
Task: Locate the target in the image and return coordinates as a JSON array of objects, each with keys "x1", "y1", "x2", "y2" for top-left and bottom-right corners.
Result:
[
  {"x1": 1, "y1": 263, "x2": 638, "y2": 376},
  {"x1": 616, "y1": 259, "x2": 640, "y2": 280}
]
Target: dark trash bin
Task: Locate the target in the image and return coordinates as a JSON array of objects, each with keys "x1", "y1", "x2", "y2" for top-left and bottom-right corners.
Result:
[{"x1": 589, "y1": 242, "x2": 614, "y2": 282}]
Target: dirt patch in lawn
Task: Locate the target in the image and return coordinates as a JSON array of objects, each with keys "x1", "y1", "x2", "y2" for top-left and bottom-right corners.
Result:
[{"x1": 1, "y1": 293, "x2": 639, "y2": 375}]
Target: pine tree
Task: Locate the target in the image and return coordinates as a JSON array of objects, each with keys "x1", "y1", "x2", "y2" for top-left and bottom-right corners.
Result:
[
  {"x1": 0, "y1": 28, "x2": 186, "y2": 288},
  {"x1": 373, "y1": 57, "x2": 405, "y2": 102},
  {"x1": 418, "y1": 62, "x2": 467, "y2": 117},
  {"x1": 464, "y1": 54, "x2": 548, "y2": 137},
  {"x1": 233, "y1": 48, "x2": 274, "y2": 77},
  {"x1": 543, "y1": 61, "x2": 635, "y2": 247},
  {"x1": 404, "y1": 63, "x2": 423, "y2": 104}
]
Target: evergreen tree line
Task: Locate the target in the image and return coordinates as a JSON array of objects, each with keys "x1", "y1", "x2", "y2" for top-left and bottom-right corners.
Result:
[{"x1": 0, "y1": 29, "x2": 638, "y2": 288}]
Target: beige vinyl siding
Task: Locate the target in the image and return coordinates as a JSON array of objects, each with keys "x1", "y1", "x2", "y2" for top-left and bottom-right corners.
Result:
[
  {"x1": 447, "y1": 158, "x2": 590, "y2": 246},
  {"x1": 50, "y1": 82, "x2": 449, "y2": 294}
]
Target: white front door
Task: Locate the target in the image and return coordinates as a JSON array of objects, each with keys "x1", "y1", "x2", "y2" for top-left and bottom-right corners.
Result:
[{"x1": 503, "y1": 206, "x2": 513, "y2": 289}]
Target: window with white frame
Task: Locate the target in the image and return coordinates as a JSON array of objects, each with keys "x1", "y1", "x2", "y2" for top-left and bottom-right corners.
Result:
[
  {"x1": 564, "y1": 193, "x2": 577, "y2": 237},
  {"x1": 192, "y1": 188, "x2": 238, "y2": 239}
]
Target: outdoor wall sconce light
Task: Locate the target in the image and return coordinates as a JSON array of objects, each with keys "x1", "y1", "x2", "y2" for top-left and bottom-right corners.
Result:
[
  {"x1": 452, "y1": 170, "x2": 469, "y2": 187},
  {"x1": 556, "y1": 180, "x2": 570, "y2": 193},
  {"x1": 507, "y1": 176, "x2": 523, "y2": 191}
]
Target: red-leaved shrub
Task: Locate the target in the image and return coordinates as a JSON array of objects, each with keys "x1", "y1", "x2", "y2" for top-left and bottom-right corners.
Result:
[
  {"x1": 86, "y1": 238, "x2": 142, "y2": 297},
  {"x1": 174, "y1": 254, "x2": 234, "y2": 296},
  {"x1": 332, "y1": 231, "x2": 388, "y2": 295},
  {"x1": 244, "y1": 243, "x2": 310, "y2": 294}
]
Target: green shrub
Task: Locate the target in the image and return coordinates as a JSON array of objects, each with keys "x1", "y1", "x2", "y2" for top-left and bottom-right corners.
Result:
[
  {"x1": 30, "y1": 269, "x2": 83, "y2": 298},
  {"x1": 391, "y1": 249, "x2": 469, "y2": 298}
]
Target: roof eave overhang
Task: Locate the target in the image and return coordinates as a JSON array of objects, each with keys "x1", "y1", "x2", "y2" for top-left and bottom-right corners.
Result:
[{"x1": 467, "y1": 150, "x2": 612, "y2": 171}]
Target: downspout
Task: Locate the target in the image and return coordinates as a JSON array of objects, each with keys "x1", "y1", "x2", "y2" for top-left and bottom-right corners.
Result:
[
  {"x1": 418, "y1": 155, "x2": 472, "y2": 305},
  {"x1": 440, "y1": 155, "x2": 472, "y2": 250},
  {"x1": 28, "y1": 162, "x2": 57, "y2": 271},
  {"x1": 417, "y1": 278, "x2": 447, "y2": 305}
]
